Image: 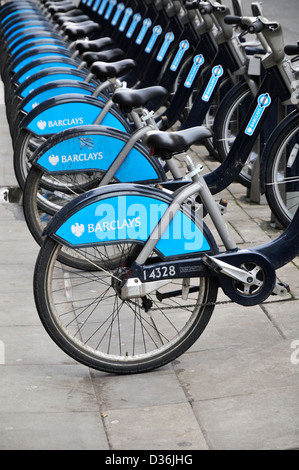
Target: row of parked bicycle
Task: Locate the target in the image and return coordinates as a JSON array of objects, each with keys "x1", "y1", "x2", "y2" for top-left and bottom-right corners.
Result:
[{"x1": 1, "y1": 0, "x2": 299, "y2": 375}]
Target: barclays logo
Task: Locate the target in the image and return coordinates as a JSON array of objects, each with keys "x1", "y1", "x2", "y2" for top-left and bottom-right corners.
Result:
[
  {"x1": 49, "y1": 154, "x2": 59, "y2": 166},
  {"x1": 37, "y1": 120, "x2": 47, "y2": 130},
  {"x1": 71, "y1": 223, "x2": 85, "y2": 237},
  {"x1": 48, "y1": 152, "x2": 103, "y2": 167},
  {"x1": 71, "y1": 217, "x2": 141, "y2": 239},
  {"x1": 37, "y1": 117, "x2": 85, "y2": 132}
]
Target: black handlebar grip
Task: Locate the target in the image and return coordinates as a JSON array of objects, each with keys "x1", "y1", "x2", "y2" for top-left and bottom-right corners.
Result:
[
  {"x1": 284, "y1": 44, "x2": 299, "y2": 56},
  {"x1": 184, "y1": 0, "x2": 199, "y2": 10},
  {"x1": 224, "y1": 15, "x2": 243, "y2": 25}
]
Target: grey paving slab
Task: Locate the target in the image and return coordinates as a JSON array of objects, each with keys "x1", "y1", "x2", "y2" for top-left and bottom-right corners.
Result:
[
  {"x1": 104, "y1": 403, "x2": 209, "y2": 450},
  {"x1": 91, "y1": 368, "x2": 187, "y2": 410},
  {"x1": 0, "y1": 364, "x2": 100, "y2": 414},
  {"x1": 0, "y1": 325, "x2": 75, "y2": 365},
  {"x1": 0, "y1": 412, "x2": 109, "y2": 450},
  {"x1": 173, "y1": 340, "x2": 299, "y2": 402},
  {"x1": 192, "y1": 386, "x2": 299, "y2": 450},
  {"x1": 0, "y1": 291, "x2": 40, "y2": 325},
  {"x1": 263, "y1": 300, "x2": 299, "y2": 340},
  {"x1": 0, "y1": 239, "x2": 39, "y2": 265},
  {"x1": 185, "y1": 302, "x2": 284, "y2": 352},
  {"x1": 0, "y1": 265, "x2": 36, "y2": 294}
]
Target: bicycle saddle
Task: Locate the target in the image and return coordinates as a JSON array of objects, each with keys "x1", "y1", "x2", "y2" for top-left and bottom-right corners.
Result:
[
  {"x1": 90, "y1": 59, "x2": 136, "y2": 81},
  {"x1": 63, "y1": 21, "x2": 101, "y2": 40},
  {"x1": 53, "y1": 9, "x2": 85, "y2": 21},
  {"x1": 75, "y1": 37, "x2": 114, "y2": 54},
  {"x1": 143, "y1": 127, "x2": 213, "y2": 159},
  {"x1": 112, "y1": 86, "x2": 168, "y2": 111},
  {"x1": 56, "y1": 15, "x2": 91, "y2": 26},
  {"x1": 83, "y1": 49, "x2": 125, "y2": 66},
  {"x1": 47, "y1": 4, "x2": 77, "y2": 15}
]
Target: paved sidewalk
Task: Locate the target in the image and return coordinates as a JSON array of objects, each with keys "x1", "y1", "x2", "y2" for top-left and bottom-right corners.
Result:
[{"x1": 1, "y1": 76, "x2": 299, "y2": 450}]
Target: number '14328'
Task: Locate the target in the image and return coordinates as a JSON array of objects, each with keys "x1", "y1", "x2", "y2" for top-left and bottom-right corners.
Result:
[{"x1": 144, "y1": 265, "x2": 176, "y2": 280}]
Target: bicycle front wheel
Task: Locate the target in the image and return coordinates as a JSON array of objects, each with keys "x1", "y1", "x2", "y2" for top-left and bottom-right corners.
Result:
[
  {"x1": 34, "y1": 237, "x2": 218, "y2": 374},
  {"x1": 265, "y1": 112, "x2": 299, "y2": 227}
]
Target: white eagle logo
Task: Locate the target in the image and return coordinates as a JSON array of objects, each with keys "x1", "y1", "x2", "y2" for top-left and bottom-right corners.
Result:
[
  {"x1": 37, "y1": 120, "x2": 47, "y2": 130},
  {"x1": 71, "y1": 223, "x2": 85, "y2": 238},
  {"x1": 49, "y1": 155, "x2": 59, "y2": 166}
]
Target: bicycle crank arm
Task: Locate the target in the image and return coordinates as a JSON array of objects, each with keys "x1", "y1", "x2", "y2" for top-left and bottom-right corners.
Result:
[
  {"x1": 202, "y1": 254, "x2": 258, "y2": 285},
  {"x1": 204, "y1": 253, "x2": 290, "y2": 297},
  {"x1": 202, "y1": 251, "x2": 278, "y2": 306}
]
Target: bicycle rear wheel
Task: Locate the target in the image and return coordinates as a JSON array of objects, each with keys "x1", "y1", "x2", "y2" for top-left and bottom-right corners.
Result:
[{"x1": 34, "y1": 237, "x2": 218, "y2": 374}]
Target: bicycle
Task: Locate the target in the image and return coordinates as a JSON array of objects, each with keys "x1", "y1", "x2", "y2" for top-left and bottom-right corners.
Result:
[
  {"x1": 251, "y1": 43, "x2": 298, "y2": 228},
  {"x1": 211, "y1": 13, "x2": 297, "y2": 190},
  {"x1": 32, "y1": 122, "x2": 296, "y2": 374}
]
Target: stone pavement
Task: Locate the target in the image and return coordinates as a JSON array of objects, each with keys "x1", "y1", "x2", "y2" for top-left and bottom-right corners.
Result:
[{"x1": 1, "y1": 77, "x2": 299, "y2": 450}]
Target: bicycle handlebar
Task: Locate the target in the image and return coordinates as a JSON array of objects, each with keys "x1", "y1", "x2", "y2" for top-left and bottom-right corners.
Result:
[
  {"x1": 223, "y1": 14, "x2": 284, "y2": 63},
  {"x1": 224, "y1": 15, "x2": 264, "y2": 33},
  {"x1": 223, "y1": 15, "x2": 243, "y2": 25},
  {"x1": 247, "y1": 20, "x2": 265, "y2": 34},
  {"x1": 224, "y1": 15, "x2": 279, "y2": 34}
]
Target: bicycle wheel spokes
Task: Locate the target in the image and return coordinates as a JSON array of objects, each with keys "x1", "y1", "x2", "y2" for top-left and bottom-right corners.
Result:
[
  {"x1": 270, "y1": 131, "x2": 299, "y2": 222},
  {"x1": 39, "y1": 240, "x2": 217, "y2": 372}
]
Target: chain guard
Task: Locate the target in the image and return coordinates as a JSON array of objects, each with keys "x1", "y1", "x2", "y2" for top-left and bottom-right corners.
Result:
[{"x1": 214, "y1": 251, "x2": 276, "y2": 306}]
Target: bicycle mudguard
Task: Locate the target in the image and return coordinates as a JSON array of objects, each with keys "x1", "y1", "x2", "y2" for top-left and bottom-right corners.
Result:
[
  {"x1": 9, "y1": 33, "x2": 64, "y2": 56},
  {"x1": 31, "y1": 125, "x2": 165, "y2": 183},
  {"x1": 16, "y1": 69, "x2": 97, "y2": 99},
  {"x1": 0, "y1": 9, "x2": 39, "y2": 23},
  {"x1": 10, "y1": 40, "x2": 67, "y2": 62},
  {"x1": 5, "y1": 22, "x2": 52, "y2": 42},
  {"x1": 12, "y1": 58, "x2": 80, "y2": 85},
  {"x1": 6, "y1": 26, "x2": 55, "y2": 47},
  {"x1": 11, "y1": 49, "x2": 74, "y2": 74},
  {"x1": 43, "y1": 184, "x2": 218, "y2": 259},
  {"x1": 19, "y1": 81, "x2": 100, "y2": 114},
  {"x1": 4, "y1": 19, "x2": 51, "y2": 37},
  {"x1": 19, "y1": 95, "x2": 131, "y2": 136}
]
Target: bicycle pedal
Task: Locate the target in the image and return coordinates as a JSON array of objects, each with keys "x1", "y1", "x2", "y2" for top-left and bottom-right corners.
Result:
[{"x1": 272, "y1": 282, "x2": 290, "y2": 297}]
